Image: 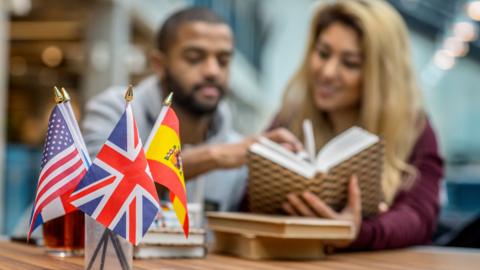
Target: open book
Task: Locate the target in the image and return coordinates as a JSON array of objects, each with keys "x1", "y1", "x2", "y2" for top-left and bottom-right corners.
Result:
[
  {"x1": 248, "y1": 126, "x2": 384, "y2": 217},
  {"x1": 251, "y1": 126, "x2": 379, "y2": 178}
]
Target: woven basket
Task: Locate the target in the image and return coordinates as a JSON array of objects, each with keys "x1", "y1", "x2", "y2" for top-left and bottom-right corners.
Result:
[{"x1": 247, "y1": 142, "x2": 384, "y2": 217}]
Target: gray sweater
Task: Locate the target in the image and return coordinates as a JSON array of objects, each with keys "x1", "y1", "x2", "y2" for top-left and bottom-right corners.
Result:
[{"x1": 82, "y1": 76, "x2": 247, "y2": 212}]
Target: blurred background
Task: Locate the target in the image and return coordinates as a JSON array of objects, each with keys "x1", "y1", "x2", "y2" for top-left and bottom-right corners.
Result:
[{"x1": 0, "y1": 0, "x2": 479, "y2": 245}]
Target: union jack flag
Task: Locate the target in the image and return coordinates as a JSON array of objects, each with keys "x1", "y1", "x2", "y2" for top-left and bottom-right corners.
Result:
[
  {"x1": 70, "y1": 103, "x2": 160, "y2": 245},
  {"x1": 28, "y1": 105, "x2": 88, "y2": 239}
]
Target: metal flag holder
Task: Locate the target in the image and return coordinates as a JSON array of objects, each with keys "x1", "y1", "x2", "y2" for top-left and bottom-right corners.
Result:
[{"x1": 86, "y1": 228, "x2": 130, "y2": 270}]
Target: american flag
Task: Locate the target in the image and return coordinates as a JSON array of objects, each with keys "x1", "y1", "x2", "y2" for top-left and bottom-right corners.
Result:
[
  {"x1": 70, "y1": 104, "x2": 160, "y2": 245},
  {"x1": 28, "y1": 106, "x2": 87, "y2": 238}
]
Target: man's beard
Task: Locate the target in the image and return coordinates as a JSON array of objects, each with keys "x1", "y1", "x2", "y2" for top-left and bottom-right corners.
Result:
[{"x1": 162, "y1": 70, "x2": 225, "y2": 116}]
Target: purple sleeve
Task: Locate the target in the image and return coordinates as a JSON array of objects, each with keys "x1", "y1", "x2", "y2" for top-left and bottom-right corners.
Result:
[{"x1": 348, "y1": 121, "x2": 444, "y2": 250}]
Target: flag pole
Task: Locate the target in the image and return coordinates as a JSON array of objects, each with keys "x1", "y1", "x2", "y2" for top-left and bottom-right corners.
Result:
[
  {"x1": 86, "y1": 86, "x2": 134, "y2": 270},
  {"x1": 57, "y1": 87, "x2": 94, "y2": 259},
  {"x1": 125, "y1": 84, "x2": 133, "y2": 102},
  {"x1": 144, "y1": 92, "x2": 173, "y2": 149},
  {"x1": 87, "y1": 85, "x2": 133, "y2": 270},
  {"x1": 143, "y1": 91, "x2": 190, "y2": 237},
  {"x1": 53, "y1": 86, "x2": 64, "y2": 104},
  {"x1": 58, "y1": 87, "x2": 91, "y2": 167},
  {"x1": 28, "y1": 87, "x2": 64, "y2": 239},
  {"x1": 28, "y1": 87, "x2": 84, "y2": 240}
]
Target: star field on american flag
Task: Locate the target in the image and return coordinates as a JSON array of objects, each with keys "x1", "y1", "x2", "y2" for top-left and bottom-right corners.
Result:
[
  {"x1": 28, "y1": 106, "x2": 87, "y2": 238},
  {"x1": 41, "y1": 112, "x2": 74, "y2": 165}
]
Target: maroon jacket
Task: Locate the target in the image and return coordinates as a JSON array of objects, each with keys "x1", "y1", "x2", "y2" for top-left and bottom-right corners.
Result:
[{"x1": 348, "y1": 120, "x2": 444, "y2": 250}]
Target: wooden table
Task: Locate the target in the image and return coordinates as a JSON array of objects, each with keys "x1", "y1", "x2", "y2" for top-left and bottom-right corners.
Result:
[{"x1": 0, "y1": 241, "x2": 479, "y2": 270}]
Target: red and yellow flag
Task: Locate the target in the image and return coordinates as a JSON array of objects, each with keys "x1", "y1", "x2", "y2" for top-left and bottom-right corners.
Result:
[{"x1": 145, "y1": 106, "x2": 189, "y2": 237}]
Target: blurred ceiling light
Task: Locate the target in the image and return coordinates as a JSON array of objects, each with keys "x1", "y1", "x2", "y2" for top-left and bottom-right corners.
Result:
[
  {"x1": 41, "y1": 46, "x2": 63, "y2": 68},
  {"x1": 443, "y1": 36, "x2": 469, "y2": 57},
  {"x1": 10, "y1": 0, "x2": 31, "y2": 16},
  {"x1": 467, "y1": 1, "x2": 480, "y2": 21},
  {"x1": 10, "y1": 56, "x2": 27, "y2": 76},
  {"x1": 90, "y1": 42, "x2": 110, "y2": 71},
  {"x1": 456, "y1": 42, "x2": 469, "y2": 57},
  {"x1": 453, "y1": 21, "x2": 478, "y2": 42},
  {"x1": 434, "y1": 50, "x2": 455, "y2": 70},
  {"x1": 124, "y1": 45, "x2": 146, "y2": 74}
]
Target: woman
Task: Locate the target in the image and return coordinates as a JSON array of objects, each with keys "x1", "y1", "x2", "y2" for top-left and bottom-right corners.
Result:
[{"x1": 275, "y1": 0, "x2": 443, "y2": 250}]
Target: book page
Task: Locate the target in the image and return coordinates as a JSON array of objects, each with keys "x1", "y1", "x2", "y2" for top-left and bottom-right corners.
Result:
[
  {"x1": 303, "y1": 119, "x2": 316, "y2": 163},
  {"x1": 250, "y1": 137, "x2": 316, "y2": 178},
  {"x1": 315, "y1": 127, "x2": 378, "y2": 172}
]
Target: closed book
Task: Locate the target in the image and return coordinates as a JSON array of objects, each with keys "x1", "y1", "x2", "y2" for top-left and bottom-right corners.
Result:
[
  {"x1": 142, "y1": 227, "x2": 206, "y2": 245},
  {"x1": 248, "y1": 126, "x2": 384, "y2": 217},
  {"x1": 207, "y1": 212, "x2": 354, "y2": 239},
  {"x1": 134, "y1": 245, "x2": 206, "y2": 259},
  {"x1": 207, "y1": 212, "x2": 354, "y2": 260}
]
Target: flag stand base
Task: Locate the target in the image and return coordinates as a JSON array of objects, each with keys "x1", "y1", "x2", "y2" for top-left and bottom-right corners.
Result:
[{"x1": 85, "y1": 216, "x2": 132, "y2": 270}]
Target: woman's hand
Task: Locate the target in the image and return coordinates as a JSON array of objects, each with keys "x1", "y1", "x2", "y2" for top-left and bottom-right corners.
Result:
[{"x1": 282, "y1": 175, "x2": 362, "y2": 248}]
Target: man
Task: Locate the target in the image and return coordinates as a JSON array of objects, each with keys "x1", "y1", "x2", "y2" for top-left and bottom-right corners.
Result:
[{"x1": 82, "y1": 7, "x2": 300, "y2": 213}]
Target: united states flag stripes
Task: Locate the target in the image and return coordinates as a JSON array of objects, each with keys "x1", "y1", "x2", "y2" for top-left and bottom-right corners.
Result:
[{"x1": 28, "y1": 106, "x2": 88, "y2": 238}]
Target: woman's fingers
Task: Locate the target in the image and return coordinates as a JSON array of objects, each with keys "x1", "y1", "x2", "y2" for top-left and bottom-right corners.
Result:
[
  {"x1": 302, "y1": 191, "x2": 338, "y2": 219},
  {"x1": 286, "y1": 193, "x2": 316, "y2": 217},
  {"x1": 282, "y1": 202, "x2": 297, "y2": 216},
  {"x1": 378, "y1": 202, "x2": 389, "y2": 213},
  {"x1": 285, "y1": 176, "x2": 362, "y2": 220},
  {"x1": 348, "y1": 175, "x2": 362, "y2": 217}
]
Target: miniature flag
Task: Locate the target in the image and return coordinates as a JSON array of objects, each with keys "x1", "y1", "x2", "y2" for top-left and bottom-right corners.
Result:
[
  {"x1": 28, "y1": 104, "x2": 88, "y2": 239},
  {"x1": 70, "y1": 102, "x2": 160, "y2": 245},
  {"x1": 145, "y1": 98, "x2": 189, "y2": 237}
]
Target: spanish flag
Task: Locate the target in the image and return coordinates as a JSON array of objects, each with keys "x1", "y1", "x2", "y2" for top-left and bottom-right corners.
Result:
[{"x1": 145, "y1": 94, "x2": 189, "y2": 237}]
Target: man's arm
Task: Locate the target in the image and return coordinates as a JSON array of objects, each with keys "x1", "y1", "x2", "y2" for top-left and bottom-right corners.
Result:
[
  {"x1": 82, "y1": 88, "x2": 125, "y2": 158},
  {"x1": 182, "y1": 128, "x2": 303, "y2": 180}
]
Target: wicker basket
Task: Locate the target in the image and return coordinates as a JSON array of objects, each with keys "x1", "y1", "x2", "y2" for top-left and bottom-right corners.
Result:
[{"x1": 247, "y1": 142, "x2": 385, "y2": 217}]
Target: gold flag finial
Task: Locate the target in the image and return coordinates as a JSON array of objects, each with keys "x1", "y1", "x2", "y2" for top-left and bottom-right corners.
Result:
[
  {"x1": 163, "y1": 92, "x2": 173, "y2": 106},
  {"x1": 61, "y1": 87, "x2": 71, "y2": 102},
  {"x1": 125, "y1": 85, "x2": 134, "y2": 102},
  {"x1": 54, "y1": 86, "x2": 64, "y2": 104}
]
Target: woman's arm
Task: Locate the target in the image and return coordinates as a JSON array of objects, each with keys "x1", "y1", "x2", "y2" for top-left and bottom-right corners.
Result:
[{"x1": 348, "y1": 121, "x2": 444, "y2": 250}]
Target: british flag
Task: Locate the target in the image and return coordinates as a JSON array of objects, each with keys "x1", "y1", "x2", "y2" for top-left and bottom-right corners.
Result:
[
  {"x1": 28, "y1": 106, "x2": 88, "y2": 239},
  {"x1": 70, "y1": 103, "x2": 160, "y2": 245}
]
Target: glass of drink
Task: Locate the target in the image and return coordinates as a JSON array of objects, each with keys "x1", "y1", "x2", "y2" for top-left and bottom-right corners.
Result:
[{"x1": 42, "y1": 210, "x2": 85, "y2": 257}]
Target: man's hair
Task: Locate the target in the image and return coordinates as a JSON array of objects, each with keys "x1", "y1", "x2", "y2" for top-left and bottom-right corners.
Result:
[{"x1": 156, "y1": 7, "x2": 227, "y2": 53}]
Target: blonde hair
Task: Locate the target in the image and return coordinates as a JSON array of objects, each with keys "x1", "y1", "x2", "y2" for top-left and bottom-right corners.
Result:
[{"x1": 277, "y1": 0, "x2": 424, "y2": 203}]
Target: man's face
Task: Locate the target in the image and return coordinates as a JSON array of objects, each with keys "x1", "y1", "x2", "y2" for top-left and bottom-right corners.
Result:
[{"x1": 161, "y1": 22, "x2": 233, "y2": 115}]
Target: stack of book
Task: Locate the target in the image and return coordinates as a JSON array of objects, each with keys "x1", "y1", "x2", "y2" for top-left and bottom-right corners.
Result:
[
  {"x1": 134, "y1": 226, "x2": 206, "y2": 259},
  {"x1": 207, "y1": 212, "x2": 354, "y2": 260},
  {"x1": 134, "y1": 203, "x2": 207, "y2": 259}
]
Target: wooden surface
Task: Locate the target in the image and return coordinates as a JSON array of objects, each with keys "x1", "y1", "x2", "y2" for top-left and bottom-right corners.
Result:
[{"x1": 0, "y1": 241, "x2": 479, "y2": 270}]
